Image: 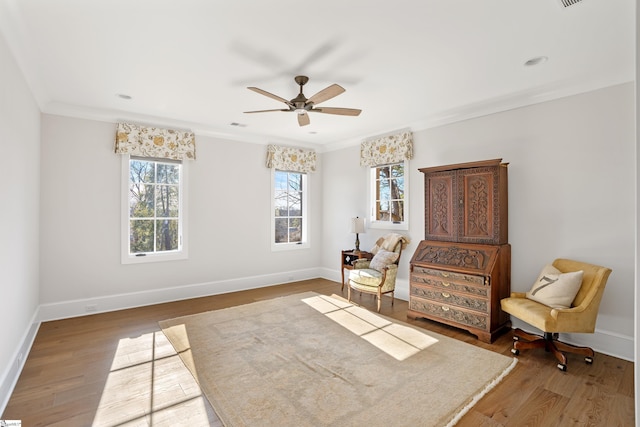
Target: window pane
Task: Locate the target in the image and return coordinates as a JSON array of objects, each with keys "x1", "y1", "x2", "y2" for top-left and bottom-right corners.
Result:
[
  {"x1": 275, "y1": 190, "x2": 287, "y2": 216},
  {"x1": 130, "y1": 220, "x2": 154, "y2": 253},
  {"x1": 391, "y1": 164, "x2": 404, "y2": 177},
  {"x1": 391, "y1": 201, "x2": 404, "y2": 222},
  {"x1": 275, "y1": 218, "x2": 288, "y2": 243},
  {"x1": 156, "y1": 219, "x2": 179, "y2": 251},
  {"x1": 376, "y1": 166, "x2": 389, "y2": 180},
  {"x1": 130, "y1": 184, "x2": 154, "y2": 218},
  {"x1": 378, "y1": 179, "x2": 390, "y2": 201},
  {"x1": 274, "y1": 171, "x2": 288, "y2": 190},
  {"x1": 130, "y1": 160, "x2": 155, "y2": 183},
  {"x1": 288, "y1": 174, "x2": 302, "y2": 191},
  {"x1": 391, "y1": 178, "x2": 404, "y2": 200},
  {"x1": 157, "y1": 163, "x2": 180, "y2": 184},
  {"x1": 376, "y1": 201, "x2": 389, "y2": 221},
  {"x1": 288, "y1": 192, "x2": 301, "y2": 216},
  {"x1": 289, "y1": 218, "x2": 302, "y2": 243},
  {"x1": 155, "y1": 185, "x2": 179, "y2": 217}
]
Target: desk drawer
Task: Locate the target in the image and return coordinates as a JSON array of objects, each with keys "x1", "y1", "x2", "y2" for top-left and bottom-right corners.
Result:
[
  {"x1": 411, "y1": 269, "x2": 489, "y2": 298},
  {"x1": 410, "y1": 284, "x2": 488, "y2": 313},
  {"x1": 409, "y1": 297, "x2": 488, "y2": 331}
]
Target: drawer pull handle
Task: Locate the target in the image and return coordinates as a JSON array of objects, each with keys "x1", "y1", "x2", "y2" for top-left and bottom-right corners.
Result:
[
  {"x1": 441, "y1": 306, "x2": 450, "y2": 311},
  {"x1": 442, "y1": 282, "x2": 450, "y2": 287},
  {"x1": 442, "y1": 292, "x2": 450, "y2": 298},
  {"x1": 442, "y1": 273, "x2": 450, "y2": 278}
]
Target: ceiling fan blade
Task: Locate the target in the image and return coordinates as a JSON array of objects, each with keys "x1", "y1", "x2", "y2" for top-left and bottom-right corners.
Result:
[
  {"x1": 247, "y1": 87, "x2": 294, "y2": 107},
  {"x1": 244, "y1": 109, "x2": 291, "y2": 113},
  {"x1": 297, "y1": 113, "x2": 310, "y2": 126},
  {"x1": 312, "y1": 107, "x2": 362, "y2": 116},
  {"x1": 306, "y1": 84, "x2": 345, "y2": 105}
]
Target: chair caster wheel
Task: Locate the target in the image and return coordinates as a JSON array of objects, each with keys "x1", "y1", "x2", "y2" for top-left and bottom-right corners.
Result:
[
  {"x1": 557, "y1": 363, "x2": 567, "y2": 372},
  {"x1": 585, "y1": 356, "x2": 593, "y2": 364},
  {"x1": 511, "y1": 348, "x2": 520, "y2": 356}
]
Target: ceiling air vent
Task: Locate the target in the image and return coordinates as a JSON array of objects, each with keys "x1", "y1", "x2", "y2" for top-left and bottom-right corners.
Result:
[{"x1": 558, "y1": 0, "x2": 584, "y2": 7}]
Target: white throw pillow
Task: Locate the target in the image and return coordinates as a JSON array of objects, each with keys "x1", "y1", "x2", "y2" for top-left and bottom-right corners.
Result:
[
  {"x1": 369, "y1": 249, "x2": 399, "y2": 271},
  {"x1": 526, "y1": 264, "x2": 584, "y2": 309}
]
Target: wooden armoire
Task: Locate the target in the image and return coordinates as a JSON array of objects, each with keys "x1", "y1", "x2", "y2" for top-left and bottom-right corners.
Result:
[{"x1": 408, "y1": 159, "x2": 511, "y2": 343}]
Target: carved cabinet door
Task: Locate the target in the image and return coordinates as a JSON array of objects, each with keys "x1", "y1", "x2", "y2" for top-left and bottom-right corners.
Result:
[
  {"x1": 457, "y1": 166, "x2": 499, "y2": 243},
  {"x1": 424, "y1": 170, "x2": 457, "y2": 241},
  {"x1": 424, "y1": 162, "x2": 507, "y2": 245}
]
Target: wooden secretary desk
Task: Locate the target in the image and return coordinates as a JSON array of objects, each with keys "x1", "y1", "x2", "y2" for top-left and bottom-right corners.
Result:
[{"x1": 408, "y1": 159, "x2": 511, "y2": 343}]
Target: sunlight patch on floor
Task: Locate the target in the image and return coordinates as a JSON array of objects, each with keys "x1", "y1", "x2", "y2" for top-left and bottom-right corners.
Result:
[
  {"x1": 302, "y1": 294, "x2": 438, "y2": 361},
  {"x1": 92, "y1": 331, "x2": 217, "y2": 426}
]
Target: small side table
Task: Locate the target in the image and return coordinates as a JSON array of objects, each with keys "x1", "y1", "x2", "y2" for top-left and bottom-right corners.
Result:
[{"x1": 341, "y1": 250, "x2": 373, "y2": 290}]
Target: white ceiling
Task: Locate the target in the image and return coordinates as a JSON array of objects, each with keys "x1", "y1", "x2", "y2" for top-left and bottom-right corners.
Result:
[{"x1": 0, "y1": 0, "x2": 635, "y2": 150}]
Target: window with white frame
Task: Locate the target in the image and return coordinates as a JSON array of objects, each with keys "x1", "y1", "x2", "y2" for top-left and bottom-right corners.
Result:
[
  {"x1": 121, "y1": 156, "x2": 188, "y2": 263},
  {"x1": 369, "y1": 160, "x2": 409, "y2": 230},
  {"x1": 272, "y1": 169, "x2": 309, "y2": 249}
]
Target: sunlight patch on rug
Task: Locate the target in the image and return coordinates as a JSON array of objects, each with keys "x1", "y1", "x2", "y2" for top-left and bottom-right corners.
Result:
[{"x1": 302, "y1": 294, "x2": 437, "y2": 360}]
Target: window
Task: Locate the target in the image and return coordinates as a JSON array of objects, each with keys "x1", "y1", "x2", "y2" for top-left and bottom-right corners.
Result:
[
  {"x1": 272, "y1": 169, "x2": 309, "y2": 249},
  {"x1": 369, "y1": 160, "x2": 409, "y2": 230},
  {"x1": 121, "y1": 156, "x2": 188, "y2": 263}
]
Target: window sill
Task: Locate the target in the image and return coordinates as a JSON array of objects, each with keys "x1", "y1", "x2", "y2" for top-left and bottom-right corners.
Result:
[
  {"x1": 121, "y1": 251, "x2": 188, "y2": 265},
  {"x1": 368, "y1": 221, "x2": 408, "y2": 231},
  {"x1": 271, "y1": 242, "x2": 310, "y2": 252}
]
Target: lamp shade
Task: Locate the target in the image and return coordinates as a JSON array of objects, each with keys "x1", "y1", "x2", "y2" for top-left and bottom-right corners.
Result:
[{"x1": 350, "y1": 217, "x2": 366, "y2": 234}]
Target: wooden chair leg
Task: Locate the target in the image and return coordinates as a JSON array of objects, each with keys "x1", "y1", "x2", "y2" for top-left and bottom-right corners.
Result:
[
  {"x1": 554, "y1": 340, "x2": 595, "y2": 359},
  {"x1": 347, "y1": 284, "x2": 352, "y2": 303}
]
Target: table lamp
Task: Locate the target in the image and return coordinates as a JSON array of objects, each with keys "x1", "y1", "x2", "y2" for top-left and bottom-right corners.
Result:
[{"x1": 350, "y1": 216, "x2": 366, "y2": 252}]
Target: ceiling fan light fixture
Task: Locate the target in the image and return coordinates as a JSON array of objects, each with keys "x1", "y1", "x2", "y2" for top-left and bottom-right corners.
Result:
[{"x1": 245, "y1": 75, "x2": 361, "y2": 127}]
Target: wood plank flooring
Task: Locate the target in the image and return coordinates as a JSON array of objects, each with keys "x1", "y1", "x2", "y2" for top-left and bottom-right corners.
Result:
[{"x1": 3, "y1": 279, "x2": 635, "y2": 426}]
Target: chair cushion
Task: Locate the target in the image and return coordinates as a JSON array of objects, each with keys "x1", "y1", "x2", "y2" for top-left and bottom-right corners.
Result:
[
  {"x1": 501, "y1": 295, "x2": 561, "y2": 332},
  {"x1": 369, "y1": 249, "x2": 399, "y2": 271},
  {"x1": 526, "y1": 264, "x2": 583, "y2": 309},
  {"x1": 349, "y1": 268, "x2": 383, "y2": 287}
]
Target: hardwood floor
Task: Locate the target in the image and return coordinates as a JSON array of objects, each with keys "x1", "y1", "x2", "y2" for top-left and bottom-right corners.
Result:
[{"x1": 3, "y1": 279, "x2": 635, "y2": 426}]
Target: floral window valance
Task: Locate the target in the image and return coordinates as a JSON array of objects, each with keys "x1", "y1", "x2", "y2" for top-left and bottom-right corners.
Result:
[
  {"x1": 266, "y1": 144, "x2": 317, "y2": 173},
  {"x1": 360, "y1": 129, "x2": 414, "y2": 167},
  {"x1": 115, "y1": 122, "x2": 196, "y2": 161}
]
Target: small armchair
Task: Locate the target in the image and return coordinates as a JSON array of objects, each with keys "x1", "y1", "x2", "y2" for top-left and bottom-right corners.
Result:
[
  {"x1": 500, "y1": 258, "x2": 612, "y2": 371},
  {"x1": 347, "y1": 233, "x2": 408, "y2": 312}
]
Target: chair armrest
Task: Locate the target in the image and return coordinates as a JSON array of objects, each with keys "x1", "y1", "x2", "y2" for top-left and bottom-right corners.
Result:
[
  {"x1": 549, "y1": 304, "x2": 586, "y2": 320},
  {"x1": 352, "y1": 259, "x2": 371, "y2": 269}
]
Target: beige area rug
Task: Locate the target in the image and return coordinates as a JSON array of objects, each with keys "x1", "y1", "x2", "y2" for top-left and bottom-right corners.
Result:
[{"x1": 159, "y1": 292, "x2": 516, "y2": 427}]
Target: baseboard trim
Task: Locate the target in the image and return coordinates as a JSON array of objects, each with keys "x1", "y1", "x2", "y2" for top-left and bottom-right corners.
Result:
[
  {"x1": 510, "y1": 319, "x2": 634, "y2": 362},
  {"x1": 0, "y1": 307, "x2": 40, "y2": 414},
  {"x1": 38, "y1": 267, "x2": 323, "y2": 322}
]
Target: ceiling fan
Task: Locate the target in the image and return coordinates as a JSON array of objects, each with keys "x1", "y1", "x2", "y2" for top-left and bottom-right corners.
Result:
[{"x1": 244, "y1": 75, "x2": 362, "y2": 127}]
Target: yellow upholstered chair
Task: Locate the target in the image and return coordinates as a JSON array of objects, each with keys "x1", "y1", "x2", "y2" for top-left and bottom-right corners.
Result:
[
  {"x1": 501, "y1": 258, "x2": 611, "y2": 371},
  {"x1": 347, "y1": 233, "x2": 408, "y2": 312}
]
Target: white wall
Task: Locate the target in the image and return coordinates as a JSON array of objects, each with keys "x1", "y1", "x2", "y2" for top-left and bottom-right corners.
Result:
[
  {"x1": 323, "y1": 83, "x2": 636, "y2": 359},
  {"x1": 38, "y1": 115, "x2": 324, "y2": 317},
  {"x1": 0, "y1": 33, "x2": 41, "y2": 408}
]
